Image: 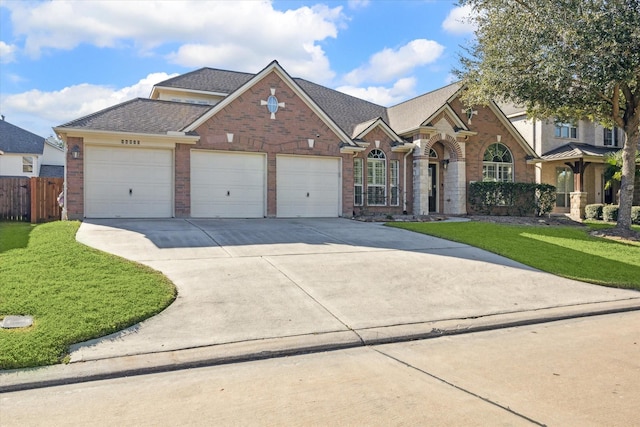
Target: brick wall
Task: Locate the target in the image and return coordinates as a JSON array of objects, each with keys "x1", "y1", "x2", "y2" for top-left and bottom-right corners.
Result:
[
  {"x1": 184, "y1": 71, "x2": 355, "y2": 217},
  {"x1": 66, "y1": 136, "x2": 84, "y2": 220},
  {"x1": 353, "y1": 127, "x2": 413, "y2": 216}
]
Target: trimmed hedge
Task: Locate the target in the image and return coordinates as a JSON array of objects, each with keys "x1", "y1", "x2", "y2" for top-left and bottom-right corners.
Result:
[
  {"x1": 632, "y1": 206, "x2": 640, "y2": 224},
  {"x1": 587, "y1": 204, "x2": 640, "y2": 224},
  {"x1": 468, "y1": 182, "x2": 556, "y2": 216},
  {"x1": 585, "y1": 204, "x2": 604, "y2": 220},
  {"x1": 603, "y1": 205, "x2": 619, "y2": 222}
]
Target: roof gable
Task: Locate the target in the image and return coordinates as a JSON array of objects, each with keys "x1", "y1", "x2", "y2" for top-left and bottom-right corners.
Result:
[
  {"x1": 387, "y1": 82, "x2": 462, "y2": 134},
  {"x1": 0, "y1": 120, "x2": 45, "y2": 154},
  {"x1": 353, "y1": 117, "x2": 403, "y2": 143},
  {"x1": 184, "y1": 60, "x2": 357, "y2": 145}
]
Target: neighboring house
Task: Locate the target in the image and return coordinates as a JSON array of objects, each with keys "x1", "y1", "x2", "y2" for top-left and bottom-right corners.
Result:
[
  {"x1": 0, "y1": 118, "x2": 65, "y2": 178},
  {"x1": 502, "y1": 104, "x2": 638, "y2": 217},
  {"x1": 54, "y1": 60, "x2": 537, "y2": 220}
]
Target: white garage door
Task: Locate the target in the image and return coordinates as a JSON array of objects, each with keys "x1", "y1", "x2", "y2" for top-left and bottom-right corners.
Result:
[
  {"x1": 191, "y1": 151, "x2": 265, "y2": 218},
  {"x1": 277, "y1": 156, "x2": 341, "y2": 217},
  {"x1": 85, "y1": 146, "x2": 173, "y2": 218}
]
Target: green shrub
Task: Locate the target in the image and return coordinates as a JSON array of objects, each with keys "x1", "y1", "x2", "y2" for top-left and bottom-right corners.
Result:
[
  {"x1": 468, "y1": 182, "x2": 556, "y2": 216},
  {"x1": 632, "y1": 206, "x2": 640, "y2": 224},
  {"x1": 585, "y1": 204, "x2": 604, "y2": 220},
  {"x1": 603, "y1": 205, "x2": 619, "y2": 222},
  {"x1": 535, "y1": 184, "x2": 556, "y2": 216}
]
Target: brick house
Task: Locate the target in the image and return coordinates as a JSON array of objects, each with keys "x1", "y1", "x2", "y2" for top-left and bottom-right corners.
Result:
[{"x1": 54, "y1": 60, "x2": 537, "y2": 219}]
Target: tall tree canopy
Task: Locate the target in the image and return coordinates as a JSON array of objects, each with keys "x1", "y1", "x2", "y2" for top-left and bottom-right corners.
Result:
[{"x1": 457, "y1": 0, "x2": 640, "y2": 230}]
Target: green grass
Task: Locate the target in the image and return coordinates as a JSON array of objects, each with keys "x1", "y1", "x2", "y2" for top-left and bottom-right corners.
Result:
[
  {"x1": 387, "y1": 221, "x2": 640, "y2": 291},
  {"x1": 0, "y1": 221, "x2": 176, "y2": 370}
]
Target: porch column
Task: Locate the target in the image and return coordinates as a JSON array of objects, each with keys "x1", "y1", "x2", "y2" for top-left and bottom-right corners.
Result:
[
  {"x1": 443, "y1": 160, "x2": 466, "y2": 214},
  {"x1": 570, "y1": 191, "x2": 587, "y2": 221},
  {"x1": 413, "y1": 155, "x2": 430, "y2": 215},
  {"x1": 565, "y1": 159, "x2": 591, "y2": 192}
]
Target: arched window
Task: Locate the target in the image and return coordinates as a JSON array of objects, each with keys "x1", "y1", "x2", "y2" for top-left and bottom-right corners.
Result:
[
  {"x1": 428, "y1": 148, "x2": 438, "y2": 159},
  {"x1": 367, "y1": 149, "x2": 386, "y2": 205},
  {"x1": 482, "y1": 143, "x2": 513, "y2": 182}
]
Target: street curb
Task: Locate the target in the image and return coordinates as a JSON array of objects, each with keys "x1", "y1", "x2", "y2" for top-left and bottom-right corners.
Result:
[{"x1": 2, "y1": 298, "x2": 639, "y2": 394}]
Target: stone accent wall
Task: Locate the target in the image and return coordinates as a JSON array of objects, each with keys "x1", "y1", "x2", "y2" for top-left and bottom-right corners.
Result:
[
  {"x1": 570, "y1": 191, "x2": 587, "y2": 220},
  {"x1": 443, "y1": 160, "x2": 466, "y2": 214},
  {"x1": 413, "y1": 156, "x2": 430, "y2": 215}
]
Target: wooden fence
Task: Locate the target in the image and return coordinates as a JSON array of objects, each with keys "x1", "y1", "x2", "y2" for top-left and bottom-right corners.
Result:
[{"x1": 0, "y1": 177, "x2": 63, "y2": 223}]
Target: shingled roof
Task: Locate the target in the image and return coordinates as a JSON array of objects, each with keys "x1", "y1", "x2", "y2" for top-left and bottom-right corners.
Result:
[
  {"x1": 58, "y1": 98, "x2": 212, "y2": 134},
  {"x1": 58, "y1": 66, "x2": 464, "y2": 138},
  {"x1": 294, "y1": 79, "x2": 388, "y2": 137},
  {"x1": 386, "y1": 83, "x2": 462, "y2": 134},
  {"x1": 0, "y1": 119, "x2": 45, "y2": 154},
  {"x1": 155, "y1": 67, "x2": 254, "y2": 94},
  {"x1": 541, "y1": 143, "x2": 619, "y2": 161}
]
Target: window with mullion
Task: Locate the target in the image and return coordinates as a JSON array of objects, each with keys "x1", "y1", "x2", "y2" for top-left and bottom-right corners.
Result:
[
  {"x1": 354, "y1": 158, "x2": 363, "y2": 206},
  {"x1": 555, "y1": 123, "x2": 578, "y2": 139},
  {"x1": 390, "y1": 160, "x2": 399, "y2": 206},
  {"x1": 604, "y1": 128, "x2": 619, "y2": 146},
  {"x1": 367, "y1": 149, "x2": 386, "y2": 205},
  {"x1": 22, "y1": 156, "x2": 34, "y2": 173}
]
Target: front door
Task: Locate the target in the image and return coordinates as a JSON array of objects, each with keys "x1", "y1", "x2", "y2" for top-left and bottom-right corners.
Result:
[{"x1": 428, "y1": 163, "x2": 437, "y2": 213}]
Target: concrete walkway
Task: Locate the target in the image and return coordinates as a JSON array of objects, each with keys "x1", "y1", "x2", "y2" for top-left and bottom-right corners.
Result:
[{"x1": 2, "y1": 218, "x2": 639, "y2": 391}]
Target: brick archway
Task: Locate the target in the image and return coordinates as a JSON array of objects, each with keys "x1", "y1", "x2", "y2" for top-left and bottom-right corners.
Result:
[{"x1": 423, "y1": 133, "x2": 464, "y2": 161}]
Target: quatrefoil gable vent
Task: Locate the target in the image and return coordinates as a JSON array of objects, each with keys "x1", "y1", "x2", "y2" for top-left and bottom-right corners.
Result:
[{"x1": 260, "y1": 88, "x2": 285, "y2": 119}]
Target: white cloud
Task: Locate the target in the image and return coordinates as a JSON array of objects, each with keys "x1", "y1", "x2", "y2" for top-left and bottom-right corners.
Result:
[
  {"x1": 344, "y1": 39, "x2": 445, "y2": 85},
  {"x1": 0, "y1": 41, "x2": 17, "y2": 63},
  {"x1": 336, "y1": 77, "x2": 417, "y2": 106},
  {"x1": 442, "y1": 5, "x2": 476, "y2": 35},
  {"x1": 348, "y1": 0, "x2": 370, "y2": 9},
  {"x1": 4, "y1": 0, "x2": 344, "y2": 84},
  {"x1": 0, "y1": 72, "x2": 177, "y2": 137}
]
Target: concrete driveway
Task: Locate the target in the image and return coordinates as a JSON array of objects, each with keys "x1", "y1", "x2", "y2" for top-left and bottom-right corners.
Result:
[{"x1": 67, "y1": 218, "x2": 640, "y2": 364}]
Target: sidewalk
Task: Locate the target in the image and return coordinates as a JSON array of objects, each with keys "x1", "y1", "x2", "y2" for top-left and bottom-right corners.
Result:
[{"x1": 3, "y1": 312, "x2": 639, "y2": 425}]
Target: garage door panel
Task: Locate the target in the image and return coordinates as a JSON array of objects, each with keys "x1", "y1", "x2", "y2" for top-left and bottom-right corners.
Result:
[
  {"x1": 277, "y1": 156, "x2": 340, "y2": 218},
  {"x1": 191, "y1": 151, "x2": 265, "y2": 218},
  {"x1": 85, "y1": 146, "x2": 173, "y2": 218}
]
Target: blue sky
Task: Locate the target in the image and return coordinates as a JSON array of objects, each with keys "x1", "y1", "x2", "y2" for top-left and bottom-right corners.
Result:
[{"x1": 0, "y1": 0, "x2": 475, "y2": 137}]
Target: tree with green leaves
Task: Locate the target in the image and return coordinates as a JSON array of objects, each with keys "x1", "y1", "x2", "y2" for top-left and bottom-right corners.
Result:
[{"x1": 456, "y1": 0, "x2": 640, "y2": 231}]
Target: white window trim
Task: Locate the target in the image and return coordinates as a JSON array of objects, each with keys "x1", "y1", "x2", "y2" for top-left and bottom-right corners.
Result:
[
  {"x1": 555, "y1": 123, "x2": 578, "y2": 139},
  {"x1": 354, "y1": 158, "x2": 363, "y2": 206},
  {"x1": 22, "y1": 156, "x2": 34, "y2": 173},
  {"x1": 603, "y1": 127, "x2": 619, "y2": 147},
  {"x1": 482, "y1": 143, "x2": 514, "y2": 183},
  {"x1": 390, "y1": 160, "x2": 399, "y2": 206},
  {"x1": 367, "y1": 149, "x2": 387, "y2": 206}
]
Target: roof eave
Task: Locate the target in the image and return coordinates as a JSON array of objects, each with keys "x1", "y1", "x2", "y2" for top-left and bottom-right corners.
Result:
[{"x1": 54, "y1": 127, "x2": 200, "y2": 145}]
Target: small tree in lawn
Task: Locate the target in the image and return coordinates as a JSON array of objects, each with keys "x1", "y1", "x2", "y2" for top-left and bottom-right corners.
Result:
[{"x1": 456, "y1": 0, "x2": 640, "y2": 232}]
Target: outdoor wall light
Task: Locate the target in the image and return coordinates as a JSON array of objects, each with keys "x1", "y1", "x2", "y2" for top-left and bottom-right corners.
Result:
[
  {"x1": 71, "y1": 145, "x2": 80, "y2": 159},
  {"x1": 442, "y1": 159, "x2": 449, "y2": 170}
]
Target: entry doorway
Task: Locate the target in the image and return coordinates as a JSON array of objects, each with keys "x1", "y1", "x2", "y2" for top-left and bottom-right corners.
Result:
[{"x1": 428, "y1": 163, "x2": 438, "y2": 213}]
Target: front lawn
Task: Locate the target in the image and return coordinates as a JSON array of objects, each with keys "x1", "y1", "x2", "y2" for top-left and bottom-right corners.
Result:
[
  {"x1": 388, "y1": 221, "x2": 640, "y2": 291},
  {"x1": 0, "y1": 221, "x2": 176, "y2": 370}
]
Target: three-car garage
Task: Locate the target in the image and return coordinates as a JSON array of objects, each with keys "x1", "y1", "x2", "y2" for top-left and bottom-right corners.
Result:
[{"x1": 84, "y1": 145, "x2": 341, "y2": 218}]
